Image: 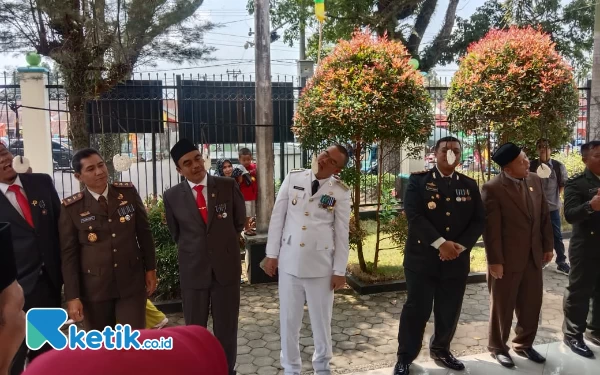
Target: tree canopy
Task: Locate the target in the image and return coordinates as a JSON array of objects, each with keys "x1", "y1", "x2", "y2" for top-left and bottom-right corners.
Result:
[
  {"x1": 0, "y1": 0, "x2": 215, "y2": 151},
  {"x1": 446, "y1": 26, "x2": 579, "y2": 155},
  {"x1": 440, "y1": 0, "x2": 594, "y2": 79},
  {"x1": 248, "y1": 0, "x2": 460, "y2": 72}
]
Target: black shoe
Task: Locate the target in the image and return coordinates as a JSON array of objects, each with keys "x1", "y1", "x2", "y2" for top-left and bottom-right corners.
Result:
[
  {"x1": 556, "y1": 263, "x2": 570, "y2": 275},
  {"x1": 491, "y1": 352, "x2": 515, "y2": 368},
  {"x1": 585, "y1": 332, "x2": 600, "y2": 346},
  {"x1": 393, "y1": 362, "x2": 410, "y2": 375},
  {"x1": 430, "y1": 352, "x2": 465, "y2": 371},
  {"x1": 564, "y1": 336, "x2": 594, "y2": 358},
  {"x1": 514, "y1": 347, "x2": 546, "y2": 363}
]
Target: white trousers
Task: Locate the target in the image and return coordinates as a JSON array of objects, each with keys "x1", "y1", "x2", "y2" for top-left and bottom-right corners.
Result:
[{"x1": 279, "y1": 271, "x2": 334, "y2": 375}]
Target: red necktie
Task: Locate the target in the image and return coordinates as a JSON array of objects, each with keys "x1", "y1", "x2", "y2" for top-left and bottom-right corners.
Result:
[
  {"x1": 8, "y1": 185, "x2": 34, "y2": 227},
  {"x1": 193, "y1": 185, "x2": 208, "y2": 223}
]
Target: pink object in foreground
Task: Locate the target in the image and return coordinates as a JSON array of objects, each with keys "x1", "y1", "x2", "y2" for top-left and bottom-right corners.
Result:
[{"x1": 23, "y1": 325, "x2": 228, "y2": 375}]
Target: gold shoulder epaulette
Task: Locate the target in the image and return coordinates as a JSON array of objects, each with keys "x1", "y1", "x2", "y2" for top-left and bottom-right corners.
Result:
[
  {"x1": 113, "y1": 181, "x2": 134, "y2": 188},
  {"x1": 62, "y1": 192, "x2": 84, "y2": 206},
  {"x1": 336, "y1": 179, "x2": 350, "y2": 191}
]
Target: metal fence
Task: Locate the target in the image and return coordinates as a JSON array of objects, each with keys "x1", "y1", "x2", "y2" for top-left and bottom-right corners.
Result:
[{"x1": 0, "y1": 72, "x2": 592, "y2": 206}]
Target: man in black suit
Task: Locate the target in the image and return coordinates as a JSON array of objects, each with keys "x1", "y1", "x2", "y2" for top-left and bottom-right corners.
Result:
[
  {"x1": 394, "y1": 137, "x2": 485, "y2": 375},
  {"x1": 0, "y1": 222, "x2": 26, "y2": 375},
  {"x1": 0, "y1": 143, "x2": 63, "y2": 375}
]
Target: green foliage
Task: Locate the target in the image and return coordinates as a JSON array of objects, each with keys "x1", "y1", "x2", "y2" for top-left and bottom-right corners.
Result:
[
  {"x1": 145, "y1": 197, "x2": 180, "y2": 301},
  {"x1": 552, "y1": 151, "x2": 586, "y2": 177},
  {"x1": 446, "y1": 26, "x2": 579, "y2": 154},
  {"x1": 294, "y1": 30, "x2": 433, "y2": 156},
  {"x1": 360, "y1": 173, "x2": 396, "y2": 203},
  {"x1": 247, "y1": 0, "x2": 460, "y2": 72},
  {"x1": 440, "y1": 0, "x2": 593, "y2": 79}
]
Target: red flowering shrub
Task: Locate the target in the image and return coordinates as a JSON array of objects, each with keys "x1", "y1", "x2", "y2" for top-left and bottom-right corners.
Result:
[
  {"x1": 446, "y1": 26, "x2": 578, "y2": 152},
  {"x1": 293, "y1": 30, "x2": 434, "y2": 273}
]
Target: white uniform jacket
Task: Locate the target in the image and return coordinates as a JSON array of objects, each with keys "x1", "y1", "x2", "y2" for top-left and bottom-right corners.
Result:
[{"x1": 266, "y1": 169, "x2": 351, "y2": 278}]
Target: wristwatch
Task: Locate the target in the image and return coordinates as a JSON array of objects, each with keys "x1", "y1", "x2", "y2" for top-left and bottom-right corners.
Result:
[{"x1": 584, "y1": 201, "x2": 595, "y2": 214}]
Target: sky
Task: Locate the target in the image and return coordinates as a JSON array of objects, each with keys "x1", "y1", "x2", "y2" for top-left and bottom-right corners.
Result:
[{"x1": 0, "y1": 0, "x2": 482, "y2": 80}]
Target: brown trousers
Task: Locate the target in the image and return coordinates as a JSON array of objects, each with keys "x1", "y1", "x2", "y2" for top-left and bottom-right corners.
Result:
[
  {"x1": 487, "y1": 256, "x2": 543, "y2": 353},
  {"x1": 82, "y1": 292, "x2": 146, "y2": 331}
]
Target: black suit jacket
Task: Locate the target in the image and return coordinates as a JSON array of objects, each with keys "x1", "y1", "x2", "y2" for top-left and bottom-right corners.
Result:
[
  {"x1": 163, "y1": 175, "x2": 246, "y2": 290},
  {"x1": 403, "y1": 169, "x2": 485, "y2": 278},
  {"x1": 0, "y1": 173, "x2": 62, "y2": 295}
]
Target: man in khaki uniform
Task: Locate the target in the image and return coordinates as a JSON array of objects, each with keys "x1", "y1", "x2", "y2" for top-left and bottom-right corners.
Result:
[{"x1": 59, "y1": 148, "x2": 157, "y2": 331}]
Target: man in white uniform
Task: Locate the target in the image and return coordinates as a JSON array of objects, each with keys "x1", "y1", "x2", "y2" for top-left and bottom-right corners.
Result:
[{"x1": 264, "y1": 144, "x2": 351, "y2": 375}]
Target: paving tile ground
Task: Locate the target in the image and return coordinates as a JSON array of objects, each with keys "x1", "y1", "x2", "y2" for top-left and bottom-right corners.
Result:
[{"x1": 164, "y1": 241, "x2": 572, "y2": 375}]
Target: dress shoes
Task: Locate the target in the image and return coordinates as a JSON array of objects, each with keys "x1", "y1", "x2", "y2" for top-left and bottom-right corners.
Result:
[
  {"x1": 430, "y1": 352, "x2": 465, "y2": 371},
  {"x1": 491, "y1": 352, "x2": 515, "y2": 368},
  {"x1": 585, "y1": 332, "x2": 600, "y2": 346},
  {"x1": 514, "y1": 347, "x2": 546, "y2": 363},
  {"x1": 564, "y1": 336, "x2": 594, "y2": 358},
  {"x1": 393, "y1": 361, "x2": 410, "y2": 375}
]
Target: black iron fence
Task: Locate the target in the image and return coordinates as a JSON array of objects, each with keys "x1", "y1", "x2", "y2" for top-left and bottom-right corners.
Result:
[{"x1": 0, "y1": 72, "x2": 592, "y2": 206}]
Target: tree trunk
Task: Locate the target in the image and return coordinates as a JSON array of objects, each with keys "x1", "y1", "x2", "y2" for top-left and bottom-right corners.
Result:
[
  {"x1": 354, "y1": 143, "x2": 367, "y2": 272},
  {"x1": 591, "y1": 1, "x2": 600, "y2": 141},
  {"x1": 373, "y1": 141, "x2": 385, "y2": 270}
]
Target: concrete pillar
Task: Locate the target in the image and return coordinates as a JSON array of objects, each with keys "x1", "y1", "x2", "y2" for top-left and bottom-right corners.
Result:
[{"x1": 17, "y1": 67, "x2": 53, "y2": 176}]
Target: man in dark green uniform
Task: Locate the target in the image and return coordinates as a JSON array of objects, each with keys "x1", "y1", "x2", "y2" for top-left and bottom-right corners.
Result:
[
  {"x1": 562, "y1": 140, "x2": 600, "y2": 358},
  {"x1": 393, "y1": 137, "x2": 485, "y2": 375}
]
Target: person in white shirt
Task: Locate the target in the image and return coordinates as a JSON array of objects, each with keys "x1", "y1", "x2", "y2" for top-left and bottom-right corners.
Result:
[{"x1": 263, "y1": 144, "x2": 351, "y2": 375}]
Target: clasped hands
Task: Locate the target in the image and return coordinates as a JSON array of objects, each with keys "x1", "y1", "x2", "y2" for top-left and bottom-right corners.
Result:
[{"x1": 438, "y1": 240, "x2": 464, "y2": 261}]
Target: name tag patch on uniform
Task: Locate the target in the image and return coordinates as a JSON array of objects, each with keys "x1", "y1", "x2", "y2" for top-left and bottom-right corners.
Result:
[
  {"x1": 293, "y1": 186, "x2": 305, "y2": 191},
  {"x1": 216, "y1": 203, "x2": 228, "y2": 219},
  {"x1": 81, "y1": 216, "x2": 96, "y2": 224},
  {"x1": 426, "y1": 182, "x2": 438, "y2": 192}
]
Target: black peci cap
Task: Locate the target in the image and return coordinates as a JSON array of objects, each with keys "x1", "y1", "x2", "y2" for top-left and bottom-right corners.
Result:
[
  {"x1": 492, "y1": 142, "x2": 522, "y2": 167},
  {"x1": 170, "y1": 139, "x2": 198, "y2": 167}
]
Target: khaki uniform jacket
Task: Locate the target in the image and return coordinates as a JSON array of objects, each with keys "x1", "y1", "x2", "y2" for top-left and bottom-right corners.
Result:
[{"x1": 59, "y1": 182, "x2": 156, "y2": 302}]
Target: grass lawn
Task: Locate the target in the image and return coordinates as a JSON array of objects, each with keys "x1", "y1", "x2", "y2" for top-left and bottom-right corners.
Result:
[{"x1": 347, "y1": 220, "x2": 488, "y2": 284}]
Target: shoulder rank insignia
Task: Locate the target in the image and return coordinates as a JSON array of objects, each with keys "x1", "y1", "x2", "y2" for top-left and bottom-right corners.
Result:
[
  {"x1": 62, "y1": 192, "x2": 84, "y2": 206},
  {"x1": 336, "y1": 179, "x2": 349, "y2": 191},
  {"x1": 457, "y1": 172, "x2": 476, "y2": 182},
  {"x1": 567, "y1": 172, "x2": 585, "y2": 182},
  {"x1": 290, "y1": 168, "x2": 305, "y2": 173},
  {"x1": 113, "y1": 181, "x2": 134, "y2": 188},
  {"x1": 411, "y1": 170, "x2": 429, "y2": 175}
]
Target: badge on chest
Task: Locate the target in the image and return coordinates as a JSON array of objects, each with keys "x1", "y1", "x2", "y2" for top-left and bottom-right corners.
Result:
[
  {"x1": 117, "y1": 204, "x2": 135, "y2": 222},
  {"x1": 455, "y1": 189, "x2": 471, "y2": 202}
]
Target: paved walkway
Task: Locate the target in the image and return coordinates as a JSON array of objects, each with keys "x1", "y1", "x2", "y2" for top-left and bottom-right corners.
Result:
[
  {"x1": 165, "y1": 245, "x2": 572, "y2": 375},
  {"x1": 352, "y1": 340, "x2": 600, "y2": 375}
]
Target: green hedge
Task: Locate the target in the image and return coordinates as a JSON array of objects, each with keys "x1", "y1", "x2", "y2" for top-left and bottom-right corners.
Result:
[{"x1": 145, "y1": 197, "x2": 181, "y2": 301}]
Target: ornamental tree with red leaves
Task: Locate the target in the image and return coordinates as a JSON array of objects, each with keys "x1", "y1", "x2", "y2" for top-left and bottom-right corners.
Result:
[
  {"x1": 293, "y1": 30, "x2": 434, "y2": 273},
  {"x1": 447, "y1": 26, "x2": 579, "y2": 159}
]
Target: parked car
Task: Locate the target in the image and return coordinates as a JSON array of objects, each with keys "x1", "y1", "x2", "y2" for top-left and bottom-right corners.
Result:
[{"x1": 9, "y1": 139, "x2": 73, "y2": 170}]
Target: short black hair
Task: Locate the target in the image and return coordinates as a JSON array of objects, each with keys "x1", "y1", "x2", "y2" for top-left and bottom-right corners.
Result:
[
  {"x1": 238, "y1": 147, "x2": 252, "y2": 157},
  {"x1": 581, "y1": 141, "x2": 600, "y2": 157},
  {"x1": 435, "y1": 136, "x2": 461, "y2": 151},
  {"x1": 334, "y1": 144, "x2": 350, "y2": 167},
  {"x1": 72, "y1": 148, "x2": 103, "y2": 174}
]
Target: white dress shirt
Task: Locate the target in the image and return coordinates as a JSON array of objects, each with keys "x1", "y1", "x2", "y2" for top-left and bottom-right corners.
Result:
[
  {"x1": 87, "y1": 185, "x2": 109, "y2": 201},
  {"x1": 187, "y1": 174, "x2": 208, "y2": 203},
  {"x1": 0, "y1": 175, "x2": 27, "y2": 218}
]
